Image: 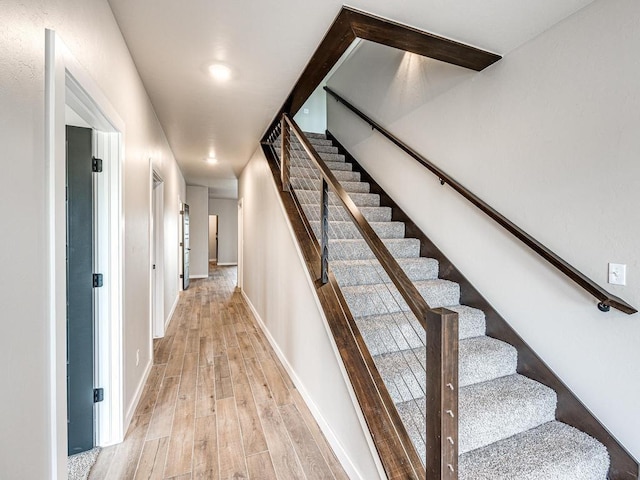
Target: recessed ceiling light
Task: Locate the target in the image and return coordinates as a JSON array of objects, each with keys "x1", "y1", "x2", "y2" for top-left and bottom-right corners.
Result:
[
  {"x1": 205, "y1": 156, "x2": 218, "y2": 164},
  {"x1": 208, "y1": 63, "x2": 232, "y2": 81}
]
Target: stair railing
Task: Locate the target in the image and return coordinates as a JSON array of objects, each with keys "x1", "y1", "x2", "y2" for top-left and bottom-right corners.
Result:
[
  {"x1": 324, "y1": 86, "x2": 637, "y2": 315},
  {"x1": 275, "y1": 112, "x2": 460, "y2": 479}
]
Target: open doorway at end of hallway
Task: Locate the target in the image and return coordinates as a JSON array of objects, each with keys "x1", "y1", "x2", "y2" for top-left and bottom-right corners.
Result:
[{"x1": 209, "y1": 214, "x2": 219, "y2": 272}]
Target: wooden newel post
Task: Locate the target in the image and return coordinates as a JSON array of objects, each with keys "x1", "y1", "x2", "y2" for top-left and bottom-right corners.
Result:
[
  {"x1": 425, "y1": 308, "x2": 459, "y2": 479},
  {"x1": 281, "y1": 115, "x2": 290, "y2": 192}
]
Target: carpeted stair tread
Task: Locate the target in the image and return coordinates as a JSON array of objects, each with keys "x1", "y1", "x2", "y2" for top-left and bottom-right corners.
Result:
[
  {"x1": 309, "y1": 220, "x2": 405, "y2": 240},
  {"x1": 458, "y1": 421, "x2": 609, "y2": 480},
  {"x1": 457, "y1": 374, "x2": 557, "y2": 454},
  {"x1": 373, "y1": 336, "x2": 517, "y2": 403},
  {"x1": 341, "y1": 279, "x2": 460, "y2": 317},
  {"x1": 291, "y1": 177, "x2": 370, "y2": 193},
  {"x1": 396, "y1": 374, "x2": 557, "y2": 457},
  {"x1": 331, "y1": 257, "x2": 438, "y2": 286},
  {"x1": 355, "y1": 306, "x2": 486, "y2": 356},
  {"x1": 301, "y1": 204, "x2": 392, "y2": 223},
  {"x1": 328, "y1": 238, "x2": 420, "y2": 261},
  {"x1": 296, "y1": 189, "x2": 380, "y2": 207},
  {"x1": 290, "y1": 165, "x2": 361, "y2": 182}
]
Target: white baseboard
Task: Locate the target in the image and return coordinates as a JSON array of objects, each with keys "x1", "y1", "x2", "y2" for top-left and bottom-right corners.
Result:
[
  {"x1": 241, "y1": 290, "x2": 365, "y2": 480},
  {"x1": 189, "y1": 274, "x2": 208, "y2": 279},
  {"x1": 123, "y1": 358, "x2": 152, "y2": 434},
  {"x1": 165, "y1": 293, "x2": 179, "y2": 330},
  {"x1": 216, "y1": 262, "x2": 237, "y2": 266}
]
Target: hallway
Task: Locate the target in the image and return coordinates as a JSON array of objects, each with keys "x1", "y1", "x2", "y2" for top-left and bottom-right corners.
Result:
[{"x1": 89, "y1": 266, "x2": 349, "y2": 479}]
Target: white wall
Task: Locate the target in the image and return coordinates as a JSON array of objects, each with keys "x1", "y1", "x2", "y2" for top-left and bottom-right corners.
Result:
[
  {"x1": 208, "y1": 198, "x2": 238, "y2": 265},
  {"x1": 186, "y1": 185, "x2": 210, "y2": 278},
  {"x1": 293, "y1": 82, "x2": 327, "y2": 134},
  {"x1": 327, "y1": 0, "x2": 640, "y2": 460},
  {"x1": 208, "y1": 215, "x2": 218, "y2": 261},
  {"x1": 239, "y1": 147, "x2": 383, "y2": 480},
  {"x1": 0, "y1": 1, "x2": 185, "y2": 477}
]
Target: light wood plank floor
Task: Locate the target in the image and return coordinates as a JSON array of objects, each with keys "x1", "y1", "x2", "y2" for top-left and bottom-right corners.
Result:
[{"x1": 90, "y1": 265, "x2": 349, "y2": 480}]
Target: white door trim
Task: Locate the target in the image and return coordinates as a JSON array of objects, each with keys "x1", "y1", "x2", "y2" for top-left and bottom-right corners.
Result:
[
  {"x1": 238, "y1": 198, "x2": 244, "y2": 290},
  {"x1": 151, "y1": 167, "x2": 165, "y2": 338},
  {"x1": 45, "y1": 29, "x2": 124, "y2": 479}
]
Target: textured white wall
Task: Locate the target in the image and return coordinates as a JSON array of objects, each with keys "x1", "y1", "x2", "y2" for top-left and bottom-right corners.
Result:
[
  {"x1": 327, "y1": 0, "x2": 640, "y2": 460},
  {"x1": 239, "y1": 147, "x2": 384, "y2": 480},
  {"x1": 294, "y1": 83, "x2": 327, "y2": 134},
  {"x1": 187, "y1": 185, "x2": 210, "y2": 277},
  {"x1": 208, "y1": 198, "x2": 238, "y2": 265},
  {"x1": 0, "y1": 0, "x2": 184, "y2": 476}
]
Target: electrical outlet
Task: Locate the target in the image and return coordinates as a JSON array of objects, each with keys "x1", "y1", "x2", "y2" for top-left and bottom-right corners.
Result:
[
  {"x1": 136, "y1": 349, "x2": 140, "y2": 366},
  {"x1": 303, "y1": 108, "x2": 309, "y2": 114},
  {"x1": 608, "y1": 263, "x2": 627, "y2": 286}
]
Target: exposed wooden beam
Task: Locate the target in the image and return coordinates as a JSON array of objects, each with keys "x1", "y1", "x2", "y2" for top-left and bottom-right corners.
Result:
[{"x1": 263, "y1": 6, "x2": 501, "y2": 141}]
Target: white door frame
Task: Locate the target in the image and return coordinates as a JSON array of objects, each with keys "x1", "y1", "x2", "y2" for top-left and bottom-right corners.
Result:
[
  {"x1": 151, "y1": 167, "x2": 165, "y2": 338},
  {"x1": 45, "y1": 29, "x2": 124, "y2": 479},
  {"x1": 237, "y1": 198, "x2": 244, "y2": 290}
]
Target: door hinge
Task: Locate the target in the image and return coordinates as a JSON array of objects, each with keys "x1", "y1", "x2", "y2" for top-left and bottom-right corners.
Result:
[
  {"x1": 179, "y1": 274, "x2": 184, "y2": 279},
  {"x1": 92, "y1": 157, "x2": 103, "y2": 173},
  {"x1": 93, "y1": 273, "x2": 103, "y2": 288},
  {"x1": 180, "y1": 210, "x2": 184, "y2": 215},
  {"x1": 93, "y1": 388, "x2": 104, "y2": 403}
]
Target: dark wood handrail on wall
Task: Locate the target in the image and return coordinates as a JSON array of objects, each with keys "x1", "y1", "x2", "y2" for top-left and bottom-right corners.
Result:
[
  {"x1": 325, "y1": 86, "x2": 637, "y2": 316},
  {"x1": 278, "y1": 113, "x2": 460, "y2": 479}
]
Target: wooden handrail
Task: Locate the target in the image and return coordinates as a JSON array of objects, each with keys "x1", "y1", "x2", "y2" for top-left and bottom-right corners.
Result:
[
  {"x1": 278, "y1": 113, "x2": 459, "y2": 478},
  {"x1": 325, "y1": 86, "x2": 637, "y2": 315}
]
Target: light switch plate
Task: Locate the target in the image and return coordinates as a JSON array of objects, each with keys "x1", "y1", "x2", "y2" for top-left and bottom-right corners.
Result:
[{"x1": 608, "y1": 263, "x2": 627, "y2": 285}]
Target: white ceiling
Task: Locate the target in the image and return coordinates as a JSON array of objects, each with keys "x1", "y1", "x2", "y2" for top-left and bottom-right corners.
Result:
[{"x1": 107, "y1": 0, "x2": 595, "y2": 198}]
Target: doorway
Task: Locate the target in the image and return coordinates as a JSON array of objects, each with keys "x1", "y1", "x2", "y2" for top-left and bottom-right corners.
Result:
[
  {"x1": 209, "y1": 215, "x2": 218, "y2": 267},
  {"x1": 151, "y1": 171, "x2": 165, "y2": 338},
  {"x1": 237, "y1": 198, "x2": 243, "y2": 290},
  {"x1": 182, "y1": 203, "x2": 190, "y2": 290},
  {"x1": 46, "y1": 29, "x2": 125, "y2": 477}
]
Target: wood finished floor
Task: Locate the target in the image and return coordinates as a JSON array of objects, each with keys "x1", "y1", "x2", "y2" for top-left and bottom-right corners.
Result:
[{"x1": 90, "y1": 265, "x2": 349, "y2": 480}]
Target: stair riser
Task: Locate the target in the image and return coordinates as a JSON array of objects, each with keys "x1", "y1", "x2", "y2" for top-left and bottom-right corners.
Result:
[
  {"x1": 274, "y1": 146, "x2": 346, "y2": 163},
  {"x1": 297, "y1": 190, "x2": 379, "y2": 208},
  {"x1": 301, "y1": 205, "x2": 392, "y2": 223},
  {"x1": 291, "y1": 158, "x2": 352, "y2": 171},
  {"x1": 292, "y1": 137, "x2": 333, "y2": 146},
  {"x1": 375, "y1": 338, "x2": 517, "y2": 404},
  {"x1": 290, "y1": 142, "x2": 338, "y2": 154},
  {"x1": 290, "y1": 167, "x2": 360, "y2": 182},
  {"x1": 327, "y1": 239, "x2": 420, "y2": 261},
  {"x1": 357, "y1": 309, "x2": 486, "y2": 356},
  {"x1": 309, "y1": 221, "x2": 405, "y2": 240},
  {"x1": 342, "y1": 281, "x2": 460, "y2": 317},
  {"x1": 331, "y1": 259, "x2": 438, "y2": 287},
  {"x1": 291, "y1": 178, "x2": 370, "y2": 193}
]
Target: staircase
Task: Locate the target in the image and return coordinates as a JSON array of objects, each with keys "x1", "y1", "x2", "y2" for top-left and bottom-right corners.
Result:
[{"x1": 275, "y1": 132, "x2": 611, "y2": 479}]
